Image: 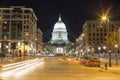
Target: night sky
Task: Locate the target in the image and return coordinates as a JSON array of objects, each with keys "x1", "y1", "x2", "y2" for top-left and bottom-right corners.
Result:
[{"x1": 0, "y1": 0, "x2": 120, "y2": 42}]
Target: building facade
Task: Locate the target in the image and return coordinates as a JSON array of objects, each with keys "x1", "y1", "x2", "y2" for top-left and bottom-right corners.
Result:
[
  {"x1": 36, "y1": 28, "x2": 43, "y2": 54},
  {"x1": 75, "y1": 34, "x2": 83, "y2": 55},
  {"x1": 50, "y1": 15, "x2": 70, "y2": 55},
  {"x1": 81, "y1": 20, "x2": 120, "y2": 54},
  {"x1": 0, "y1": 6, "x2": 37, "y2": 57}
]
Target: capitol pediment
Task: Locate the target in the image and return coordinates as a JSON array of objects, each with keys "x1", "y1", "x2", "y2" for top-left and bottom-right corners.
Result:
[{"x1": 53, "y1": 40, "x2": 66, "y2": 44}]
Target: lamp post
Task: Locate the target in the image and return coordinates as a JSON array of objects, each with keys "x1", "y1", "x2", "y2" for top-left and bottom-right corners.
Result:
[
  {"x1": 82, "y1": 33, "x2": 85, "y2": 55},
  {"x1": 87, "y1": 48, "x2": 90, "y2": 55},
  {"x1": 115, "y1": 44, "x2": 118, "y2": 66},
  {"x1": 35, "y1": 38, "x2": 37, "y2": 57},
  {"x1": 98, "y1": 47, "x2": 101, "y2": 58},
  {"x1": 103, "y1": 46, "x2": 106, "y2": 58},
  {"x1": 0, "y1": 43, "x2": 1, "y2": 54},
  {"x1": 103, "y1": 46, "x2": 108, "y2": 70},
  {"x1": 119, "y1": 27, "x2": 120, "y2": 65},
  {"x1": 82, "y1": 33, "x2": 85, "y2": 46},
  {"x1": 24, "y1": 33, "x2": 28, "y2": 60},
  {"x1": 17, "y1": 42, "x2": 21, "y2": 61},
  {"x1": 101, "y1": 15, "x2": 112, "y2": 67}
]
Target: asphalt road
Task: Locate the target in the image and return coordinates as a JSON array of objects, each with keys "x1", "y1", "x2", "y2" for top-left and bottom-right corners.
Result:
[{"x1": 1, "y1": 57, "x2": 120, "y2": 80}]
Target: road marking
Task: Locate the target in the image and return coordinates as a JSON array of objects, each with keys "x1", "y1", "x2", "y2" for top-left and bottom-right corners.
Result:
[{"x1": 75, "y1": 74, "x2": 85, "y2": 77}]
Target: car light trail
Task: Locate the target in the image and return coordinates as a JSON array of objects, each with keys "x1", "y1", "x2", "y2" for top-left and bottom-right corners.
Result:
[
  {"x1": 67, "y1": 59, "x2": 72, "y2": 61},
  {"x1": 15, "y1": 62, "x2": 44, "y2": 77},
  {"x1": 0, "y1": 58, "x2": 44, "y2": 77},
  {"x1": 1, "y1": 58, "x2": 41, "y2": 71},
  {"x1": 2, "y1": 58, "x2": 39, "y2": 68}
]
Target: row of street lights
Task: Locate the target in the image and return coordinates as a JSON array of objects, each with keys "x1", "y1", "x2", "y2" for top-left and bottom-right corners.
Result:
[
  {"x1": 80, "y1": 15, "x2": 119, "y2": 67},
  {"x1": 101, "y1": 15, "x2": 120, "y2": 66}
]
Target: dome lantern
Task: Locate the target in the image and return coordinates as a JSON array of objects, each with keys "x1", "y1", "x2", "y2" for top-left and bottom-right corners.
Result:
[
  {"x1": 58, "y1": 14, "x2": 62, "y2": 22},
  {"x1": 53, "y1": 14, "x2": 66, "y2": 29}
]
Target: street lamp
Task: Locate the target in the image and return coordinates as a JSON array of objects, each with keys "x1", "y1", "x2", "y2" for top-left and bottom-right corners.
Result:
[
  {"x1": 82, "y1": 33, "x2": 85, "y2": 46},
  {"x1": 115, "y1": 44, "x2": 118, "y2": 66},
  {"x1": 87, "y1": 48, "x2": 90, "y2": 55},
  {"x1": 0, "y1": 43, "x2": 1, "y2": 54},
  {"x1": 24, "y1": 33, "x2": 28, "y2": 60},
  {"x1": 101, "y1": 16, "x2": 107, "y2": 21},
  {"x1": 35, "y1": 38, "x2": 37, "y2": 56},
  {"x1": 103, "y1": 46, "x2": 106, "y2": 58},
  {"x1": 82, "y1": 33, "x2": 85, "y2": 54},
  {"x1": 103, "y1": 46, "x2": 106, "y2": 50},
  {"x1": 18, "y1": 42, "x2": 21, "y2": 60},
  {"x1": 101, "y1": 15, "x2": 112, "y2": 67},
  {"x1": 98, "y1": 47, "x2": 101, "y2": 58}
]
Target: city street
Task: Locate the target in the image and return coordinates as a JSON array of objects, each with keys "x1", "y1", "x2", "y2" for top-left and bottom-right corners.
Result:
[
  {"x1": 0, "y1": 57, "x2": 120, "y2": 80},
  {"x1": 0, "y1": 1, "x2": 120, "y2": 80}
]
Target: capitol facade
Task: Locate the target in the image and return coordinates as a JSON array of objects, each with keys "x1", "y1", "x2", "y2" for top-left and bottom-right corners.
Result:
[{"x1": 50, "y1": 15, "x2": 70, "y2": 55}]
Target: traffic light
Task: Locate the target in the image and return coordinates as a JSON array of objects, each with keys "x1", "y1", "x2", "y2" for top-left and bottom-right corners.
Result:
[{"x1": 69, "y1": 48, "x2": 74, "y2": 54}]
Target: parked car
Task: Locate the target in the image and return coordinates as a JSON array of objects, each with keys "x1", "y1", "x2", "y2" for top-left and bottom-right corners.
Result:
[
  {"x1": 79, "y1": 56, "x2": 100, "y2": 67},
  {"x1": 85, "y1": 57, "x2": 100, "y2": 67},
  {"x1": 69, "y1": 54, "x2": 76, "y2": 58}
]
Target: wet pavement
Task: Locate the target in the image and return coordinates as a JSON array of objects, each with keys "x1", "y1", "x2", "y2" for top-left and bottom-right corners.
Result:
[{"x1": 0, "y1": 57, "x2": 120, "y2": 80}]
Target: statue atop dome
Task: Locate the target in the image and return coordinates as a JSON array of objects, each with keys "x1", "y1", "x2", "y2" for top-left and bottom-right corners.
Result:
[{"x1": 58, "y1": 14, "x2": 62, "y2": 22}]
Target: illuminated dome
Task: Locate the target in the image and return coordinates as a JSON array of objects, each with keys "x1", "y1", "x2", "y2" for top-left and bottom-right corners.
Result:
[
  {"x1": 50, "y1": 14, "x2": 69, "y2": 45},
  {"x1": 49, "y1": 14, "x2": 70, "y2": 55},
  {"x1": 54, "y1": 16, "x2": 66, "y2": 29}
]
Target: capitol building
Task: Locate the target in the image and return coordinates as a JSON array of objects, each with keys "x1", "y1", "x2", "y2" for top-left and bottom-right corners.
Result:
[{"x1": 49, "y1": 15, "x2": 70, "y2": 55}]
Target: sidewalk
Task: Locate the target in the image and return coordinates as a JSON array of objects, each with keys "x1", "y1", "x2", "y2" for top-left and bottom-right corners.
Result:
[
  {"x1": 100, "y1": 58, "x2": 120, "y2": 71},
  {"x1": 67, "y1": 57, "x2": 120, "y2": 71}
]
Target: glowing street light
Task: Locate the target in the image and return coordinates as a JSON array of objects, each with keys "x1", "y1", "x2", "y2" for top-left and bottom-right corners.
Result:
[
  {"x1": 115, "y1": 44, "x2": 118, "y2": 66},
  {"x1": 98, "y1": 47, "x2": 101, "y2": 58},
  {"x1": 24, "y1": 33, "x2": 29, "y2": 60},
  {"x1": 103, "y1": 46, "x2": 106, "y2": 50},
  {"x1": 81, "y1": 33, "x2": 85, "y2": 53},
  {"x1": 101, "y1": 15, "x2": 112, "y2": 67},
  {"x1": 82, "y1": 33, "x2": 85, "y2": 37},
  {"x1": 101, "y1": 16, "x2": 107, "y2": 21}
]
